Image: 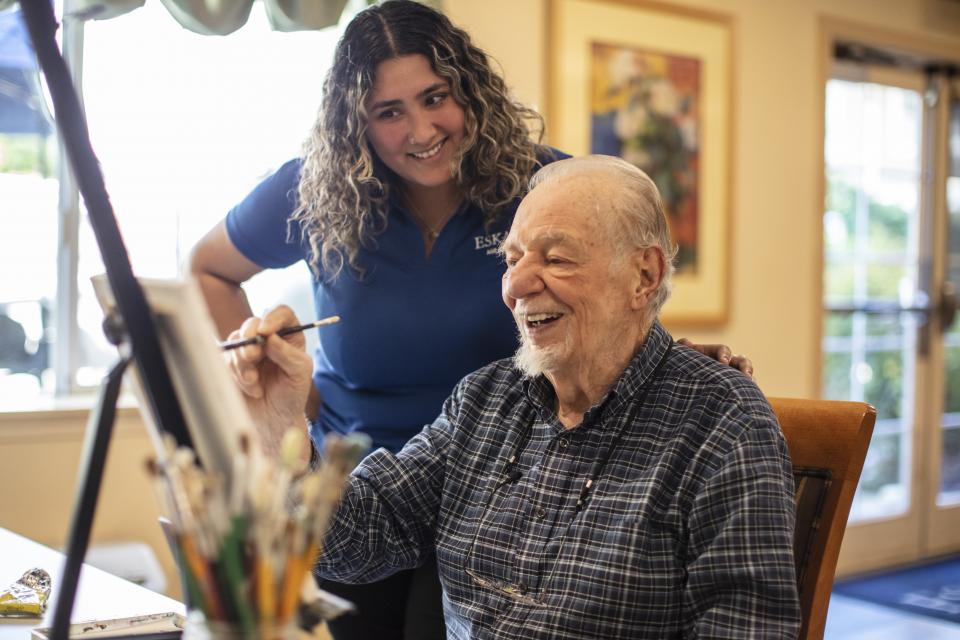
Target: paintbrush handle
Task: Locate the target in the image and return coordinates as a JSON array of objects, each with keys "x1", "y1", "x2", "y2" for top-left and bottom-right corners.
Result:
[{"x1": 219, "y1": 315, "x2": 340, "y2": 351}]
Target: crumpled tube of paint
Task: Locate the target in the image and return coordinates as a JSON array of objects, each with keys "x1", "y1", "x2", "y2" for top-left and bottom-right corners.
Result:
[{"x1": 0, "y1": 568, "x2": 51, "y2": 617}]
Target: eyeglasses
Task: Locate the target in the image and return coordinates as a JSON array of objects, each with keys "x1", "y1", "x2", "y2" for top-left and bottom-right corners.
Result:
[
  {"x1": 462, "y1": 471, "x2": 582, "y2": 608},
  {"x1": 463, "y1": 343, "x2": 674, "y2": 607}
]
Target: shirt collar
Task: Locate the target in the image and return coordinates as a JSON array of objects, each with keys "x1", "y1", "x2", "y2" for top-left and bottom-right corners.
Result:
[
  {"x1": 607, "y1": 320, "x2": 673, "y2": 405},
  {"x1": 522, "y1": 320, "x2": 674, "y2": 425}
]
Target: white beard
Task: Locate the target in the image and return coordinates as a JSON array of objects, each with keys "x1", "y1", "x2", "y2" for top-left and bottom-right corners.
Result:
[{"x1": 512, "y1": 330, "x2": 573, "y2": 378}]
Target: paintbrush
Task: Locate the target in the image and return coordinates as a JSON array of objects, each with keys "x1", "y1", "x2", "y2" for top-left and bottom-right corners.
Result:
[{"x1": 219, "y1": 315, "x2": 340, "y2": 351}]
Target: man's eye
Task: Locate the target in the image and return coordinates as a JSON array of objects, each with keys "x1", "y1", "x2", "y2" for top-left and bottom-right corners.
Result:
[{"x1": 547, "y1": 256, "x2": 568, "y2": 265}]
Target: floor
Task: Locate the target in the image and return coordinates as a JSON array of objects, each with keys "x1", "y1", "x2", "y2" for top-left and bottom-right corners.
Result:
[{"x1": 825, "y1": 593, "x2": 960, "y2": 639}]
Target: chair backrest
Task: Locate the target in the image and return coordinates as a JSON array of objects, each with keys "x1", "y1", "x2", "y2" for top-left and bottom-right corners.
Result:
[{"x1": 767, "y1": 397, "x2": 876, "y2": 640}]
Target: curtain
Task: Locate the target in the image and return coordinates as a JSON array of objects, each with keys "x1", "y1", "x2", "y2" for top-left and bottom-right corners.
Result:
[{"x1": 0, "y1": 0, "x2": 350, "y2": 34}]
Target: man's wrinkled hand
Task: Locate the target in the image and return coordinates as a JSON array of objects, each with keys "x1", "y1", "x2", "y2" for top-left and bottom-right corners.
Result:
[{"x1": 225, "y1": 305, "x2": 314, "y2": 456}]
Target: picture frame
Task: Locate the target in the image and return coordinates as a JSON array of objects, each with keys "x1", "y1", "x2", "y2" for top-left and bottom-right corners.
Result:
[{"x1": 548, "y1": 0, "x2": 733, "y2": 324}]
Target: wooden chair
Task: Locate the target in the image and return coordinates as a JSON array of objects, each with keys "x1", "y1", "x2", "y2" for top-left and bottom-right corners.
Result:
[{"x1": 767, "y1": 397, "x2": 876, "y2": 640}]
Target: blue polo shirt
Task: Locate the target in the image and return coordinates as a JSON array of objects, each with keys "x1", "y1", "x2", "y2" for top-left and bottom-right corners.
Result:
[{"x1": 225, "y1": 152, "x2": 564, "y2": 452}]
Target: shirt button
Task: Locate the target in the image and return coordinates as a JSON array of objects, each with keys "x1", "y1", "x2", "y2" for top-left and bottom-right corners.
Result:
[
  {"x1": 534, "y1": 507, "x2": 547, "y2": 520},
  {"x1": 558, "y1": 437, "x2": 569, "y2": 449}
]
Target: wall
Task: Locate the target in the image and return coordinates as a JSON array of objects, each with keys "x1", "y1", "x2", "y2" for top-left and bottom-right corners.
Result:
[
  {"x1": 446, "y1": 0, "x2": 960, "y2": 399},
  {"x1": 2, "y1": 0, "x2": 959, "y2": 607},
  {"x1": 0, "y1": 407, "x2": 181, "y2": 599}
]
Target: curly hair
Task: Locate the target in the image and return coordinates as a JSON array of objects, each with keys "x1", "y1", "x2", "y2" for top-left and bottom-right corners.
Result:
[{"x1": 291, "y1": 0, "x2": 544, "y2": 279}]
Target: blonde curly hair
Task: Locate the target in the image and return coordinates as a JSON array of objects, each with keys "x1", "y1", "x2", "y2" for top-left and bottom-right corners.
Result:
[{"x1": 291, "y1": 0, "x2": 545, "y2": 279}]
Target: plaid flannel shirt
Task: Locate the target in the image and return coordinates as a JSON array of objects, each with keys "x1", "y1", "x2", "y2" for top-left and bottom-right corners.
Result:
[{"x1": 316, "y1": 322, "x2": 800, "y2": 639}]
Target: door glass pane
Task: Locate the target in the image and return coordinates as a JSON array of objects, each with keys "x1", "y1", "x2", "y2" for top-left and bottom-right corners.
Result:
[
  {"x1": 822, "y1": 78, "x2": 923, "y2": 522},
  {"x1": 940, "y1": 97, "x2": 960, "y2": 503},
  {"x1": 943, "y1": 427, "x2": 960, "y2": 497}
]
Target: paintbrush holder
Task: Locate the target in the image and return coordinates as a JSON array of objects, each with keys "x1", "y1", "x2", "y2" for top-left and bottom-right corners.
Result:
[{"x1": 182, "y1": 610, "x2": 299, "y2": 640}]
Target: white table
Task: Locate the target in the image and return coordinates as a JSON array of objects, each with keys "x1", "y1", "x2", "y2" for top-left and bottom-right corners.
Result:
[{"x1": 0, "y1": 528, "x2": 184, "y2": 639}]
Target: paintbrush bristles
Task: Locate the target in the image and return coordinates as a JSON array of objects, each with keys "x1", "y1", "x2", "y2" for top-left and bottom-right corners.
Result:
[{"x1": 146, "y1": 426, "x2": 366, "y2": 627}]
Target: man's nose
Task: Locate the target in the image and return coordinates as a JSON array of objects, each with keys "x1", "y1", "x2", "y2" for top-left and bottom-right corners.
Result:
[{"x1": 503, "y1": 258, "x2": 545, "y2": 301}]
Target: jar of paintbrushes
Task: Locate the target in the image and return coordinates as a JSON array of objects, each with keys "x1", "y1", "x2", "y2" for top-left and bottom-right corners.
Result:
[{"x1": 146, "y1": 428, "x2": 369, "y2": 639}]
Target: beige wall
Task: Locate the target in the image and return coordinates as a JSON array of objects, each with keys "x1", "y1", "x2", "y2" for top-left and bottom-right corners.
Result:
[
  {"x1": 2, "y1": 0, "x2": 959, "y2": 608},
  {"x1": 0, "y1": 407, "x2": 181, "y2": 599},
  {"x1": 447, "y1": 0, "x2": 960, "y2": 398}
]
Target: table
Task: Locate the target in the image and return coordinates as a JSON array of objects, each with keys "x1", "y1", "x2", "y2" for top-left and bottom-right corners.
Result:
[{"x1": 0, "y1": 528, "x2": 184, "y2": 639}]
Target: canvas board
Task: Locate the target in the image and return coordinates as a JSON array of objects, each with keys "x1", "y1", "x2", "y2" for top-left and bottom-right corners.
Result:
[{"x1": 91, "y1": 275, "x2": 254, "y2": 490}]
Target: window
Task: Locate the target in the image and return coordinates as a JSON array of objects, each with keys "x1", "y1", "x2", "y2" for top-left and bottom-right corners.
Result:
[
  {"x1": 0, "y1": 7, "x2": 59, "y2": 402},
  {"x1": 821, "y1": 76, "x2": 923, "y2": 521},
  {"x1": 0, "y1": 1, "x2": 359, "y2": 402}
]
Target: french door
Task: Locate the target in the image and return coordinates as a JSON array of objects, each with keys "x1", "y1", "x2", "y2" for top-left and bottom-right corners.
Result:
[{"x1": 821, "y1": 53, "x2": 960, "y2": 574}]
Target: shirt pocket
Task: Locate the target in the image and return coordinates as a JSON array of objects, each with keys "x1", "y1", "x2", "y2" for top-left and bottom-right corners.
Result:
[{"x1": 546, "y1": 513, "x2": 686, "y2": 630}]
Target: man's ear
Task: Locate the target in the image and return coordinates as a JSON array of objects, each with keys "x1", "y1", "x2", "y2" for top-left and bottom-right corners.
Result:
[{"x1": 630, "y1": 246, "x2": 664, "y2": 311}]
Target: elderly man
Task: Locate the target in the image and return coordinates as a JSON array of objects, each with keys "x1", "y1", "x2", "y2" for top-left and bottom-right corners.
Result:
[{"x1": 242, "y1": 155, "x2": 800, "y2": 638}]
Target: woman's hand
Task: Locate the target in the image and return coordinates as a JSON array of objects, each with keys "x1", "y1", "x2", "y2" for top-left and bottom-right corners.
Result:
[
  {"x1": 225, "y1": 305, "x2": 314, "y2": 457},
  {"x1": 677, "y1": 338, "x2": 755, "y2": 378}
]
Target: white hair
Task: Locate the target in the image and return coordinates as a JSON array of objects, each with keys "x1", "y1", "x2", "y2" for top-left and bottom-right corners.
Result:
[{"x1": 527, "y1": 155, "x2": 678, "y2": 316}]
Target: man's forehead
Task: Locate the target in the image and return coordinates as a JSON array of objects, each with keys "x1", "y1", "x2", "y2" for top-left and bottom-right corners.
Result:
[
  {"x1": 506, "y1": 177, "x2": 612, "y2": 246},
  {"x1": 502, "y1": 220, "x2": 587, "y2": 253},
  {"x1": 505, "y1": 225, "x2": 568, "y2": 244}
]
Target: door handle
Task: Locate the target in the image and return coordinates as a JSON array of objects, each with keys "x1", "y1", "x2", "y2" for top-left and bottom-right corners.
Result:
[{"x1": 941, "y1": 281, "x2": 958, "y2": 332}]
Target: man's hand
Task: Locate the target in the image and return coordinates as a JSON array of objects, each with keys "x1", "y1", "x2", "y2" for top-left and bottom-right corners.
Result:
[
  {"x1": 677, "y1": 338, "x2": 755, "y2": 378},
  {"x1": 225, "y1": 305, "x2": 314, "y2": 457}
]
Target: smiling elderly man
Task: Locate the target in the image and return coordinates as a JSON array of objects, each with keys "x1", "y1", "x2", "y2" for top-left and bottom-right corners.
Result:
[{"x1": 250, "y1": 155, "x2": 800, "y2": 638}]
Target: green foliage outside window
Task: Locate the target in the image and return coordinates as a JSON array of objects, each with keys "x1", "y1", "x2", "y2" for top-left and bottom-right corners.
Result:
[
  {"x1": 867, "y1": 265, "x2": 906, "y2": 300},
  {"x1": 859, "y1": 433, "x2": 901, "y2": 495},
  {"x1": 822, "y1": 178, "x2": 910, "y2": 412},
  {"x1": 946, "y1": 345, "x2": 960, "y2": 414},
  {"x1": 0, "y1": 134, "x2": 54, "y2": 176},
  {"x1": 824, "y1": 313, "x2": 852, "y2": 338},
  {"x1": 942, "y1": 428, "x2": 960, "y2": 494},
  {"x1": 823, "y1": 178, "x2": 910, "y2": 303},
  {"x1": 867, "y1": 199, "x2": 909, "y2": 253},
  {"x1": 864, "y1": 351, "x2": 903, "y2": 421},
  {"x1": 822, "y1": 349, "x2": 851, "y2": 399},
  {"x1": 824, "y1": 179, "x2": 909, "y2": 254}
]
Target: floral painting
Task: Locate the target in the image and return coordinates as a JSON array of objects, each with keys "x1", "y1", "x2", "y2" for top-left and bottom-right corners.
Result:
[
  {"x1": 550, "y1": 0, "x2": 731, "y2": 323},
  {"x1": 590, "y1": 43, "x2": 701, "y2": 273}
]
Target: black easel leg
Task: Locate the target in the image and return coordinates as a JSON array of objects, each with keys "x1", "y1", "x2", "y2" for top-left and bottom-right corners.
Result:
[
  {"x1": 49, "y1": 356, "x2": 132, "y2": 640},
  {"x1": 19, "y1": 2, "x2": 193, "y2": 635}
]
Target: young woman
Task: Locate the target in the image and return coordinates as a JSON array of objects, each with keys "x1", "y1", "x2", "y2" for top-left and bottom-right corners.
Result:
[{"x1": 190, "y1": 2, "x2": 750, "y2": 638}]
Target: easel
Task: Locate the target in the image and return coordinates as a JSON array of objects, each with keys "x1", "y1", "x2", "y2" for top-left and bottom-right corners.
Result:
[{"x1": 19, "y1": 4, "x2": 195, "y2": 639}]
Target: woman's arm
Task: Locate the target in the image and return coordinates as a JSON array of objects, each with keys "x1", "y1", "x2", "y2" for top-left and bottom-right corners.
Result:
[
  {"x1": 189, "y1": 221, "x2": 324, "y2": 420},
  {"x1": 188, "y1": 219, "x2": 262, "y2": 339}
]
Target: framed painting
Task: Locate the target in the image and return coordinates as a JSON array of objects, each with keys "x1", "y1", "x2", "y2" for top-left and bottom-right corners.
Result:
[{"x1": 548, "y1": 0, "x2": 733, "y2": 324}]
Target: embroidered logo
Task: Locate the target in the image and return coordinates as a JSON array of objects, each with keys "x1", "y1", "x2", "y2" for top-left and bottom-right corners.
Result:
[{"x1": 474, "y1": 232, "x2": 507, "y2": 255}]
